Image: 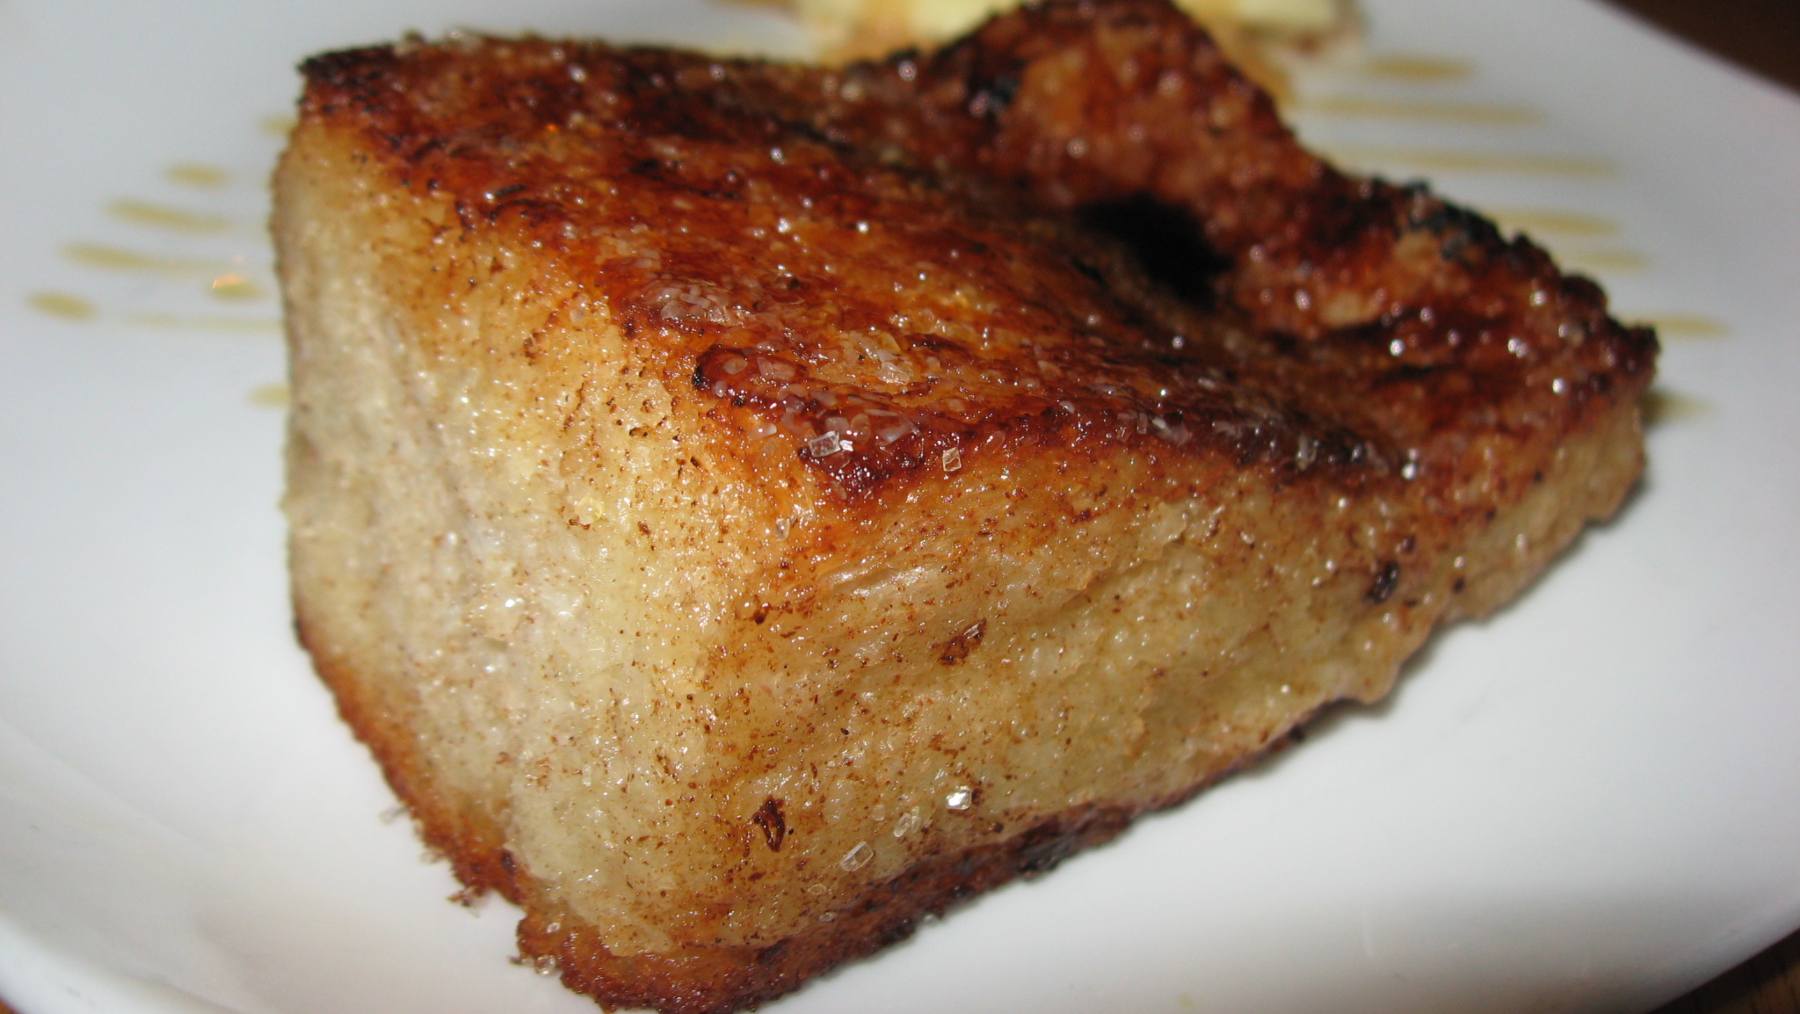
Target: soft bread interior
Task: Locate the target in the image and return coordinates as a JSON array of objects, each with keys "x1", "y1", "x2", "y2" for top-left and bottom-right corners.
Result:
[{"x1": 278, "y1": 115, "x2": 1642, "y2": 990}]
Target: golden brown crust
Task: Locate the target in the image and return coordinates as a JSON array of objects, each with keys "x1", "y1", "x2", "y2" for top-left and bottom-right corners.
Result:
[{"x1": 296, "y1": 3, "x2": 1652, "y2": 515}]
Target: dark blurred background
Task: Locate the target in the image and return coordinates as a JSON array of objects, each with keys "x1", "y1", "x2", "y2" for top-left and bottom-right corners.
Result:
[{"x1": 1606, "y1": 0, "x2": 1800, "y2": 91}]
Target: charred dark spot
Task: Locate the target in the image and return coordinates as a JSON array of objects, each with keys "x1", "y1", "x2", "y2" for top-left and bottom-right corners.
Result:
[
  {"x1": 937, "y1": 619, "x2": 987, "y2": 665},
  {"x1": 1401, "y1": 197, "x2": 1503, "y2": 266},
  {"x1": 407, "y1": 137, "x2": 447, "y2": 163},
  {"x1": 1017, "y1": 825, "x2": 1081, "y2": 876},
  {"x1": 967, "y1": 71, "x2": 1020, "y2": 118},
  {"x1": 1068, "y1": 256, "x2": 1106, "y2": 286},
  {"x1": 1404, "y1": 196, "x2": 1493, "y2": 239},
  {"x1": 873, "y1": 916, "x2": 918, "y2": 949},
  {"x1": 1078, "y1": 196, "x2": 1230, "y2": 305},
  {"x1": 1367, "y1": 561, "x2": 1401, "y2": 604},
  {"x1": 752, "y1": 797, "x2": 786, "y2": 852},
  {"x1": 498, "y1": 849, "x2": 517, "y2": 875},
  {"x1": 637, "y1": 521, "x2": 652, "y2": 536}
]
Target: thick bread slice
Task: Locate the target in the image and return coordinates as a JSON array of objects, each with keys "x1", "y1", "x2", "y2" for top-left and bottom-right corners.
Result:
[{"x1": 274, "y1": 2, "x2": 1655, "y2": 1011}]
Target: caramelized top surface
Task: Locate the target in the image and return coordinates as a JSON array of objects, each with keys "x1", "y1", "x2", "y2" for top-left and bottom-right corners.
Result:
[{"x1": 297, "y1": 0, "x2": 1653, "y2": 505}]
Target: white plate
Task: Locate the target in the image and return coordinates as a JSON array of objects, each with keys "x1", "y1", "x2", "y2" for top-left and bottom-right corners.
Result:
[{"x1": 2, "y1": 1, "x2": 1797, "y2": 1011}]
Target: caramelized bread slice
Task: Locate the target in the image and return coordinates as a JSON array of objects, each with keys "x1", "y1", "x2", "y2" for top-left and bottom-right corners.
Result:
[{"x1": 274, "y1": 3, "x2": 1654, "y2": 1011}]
